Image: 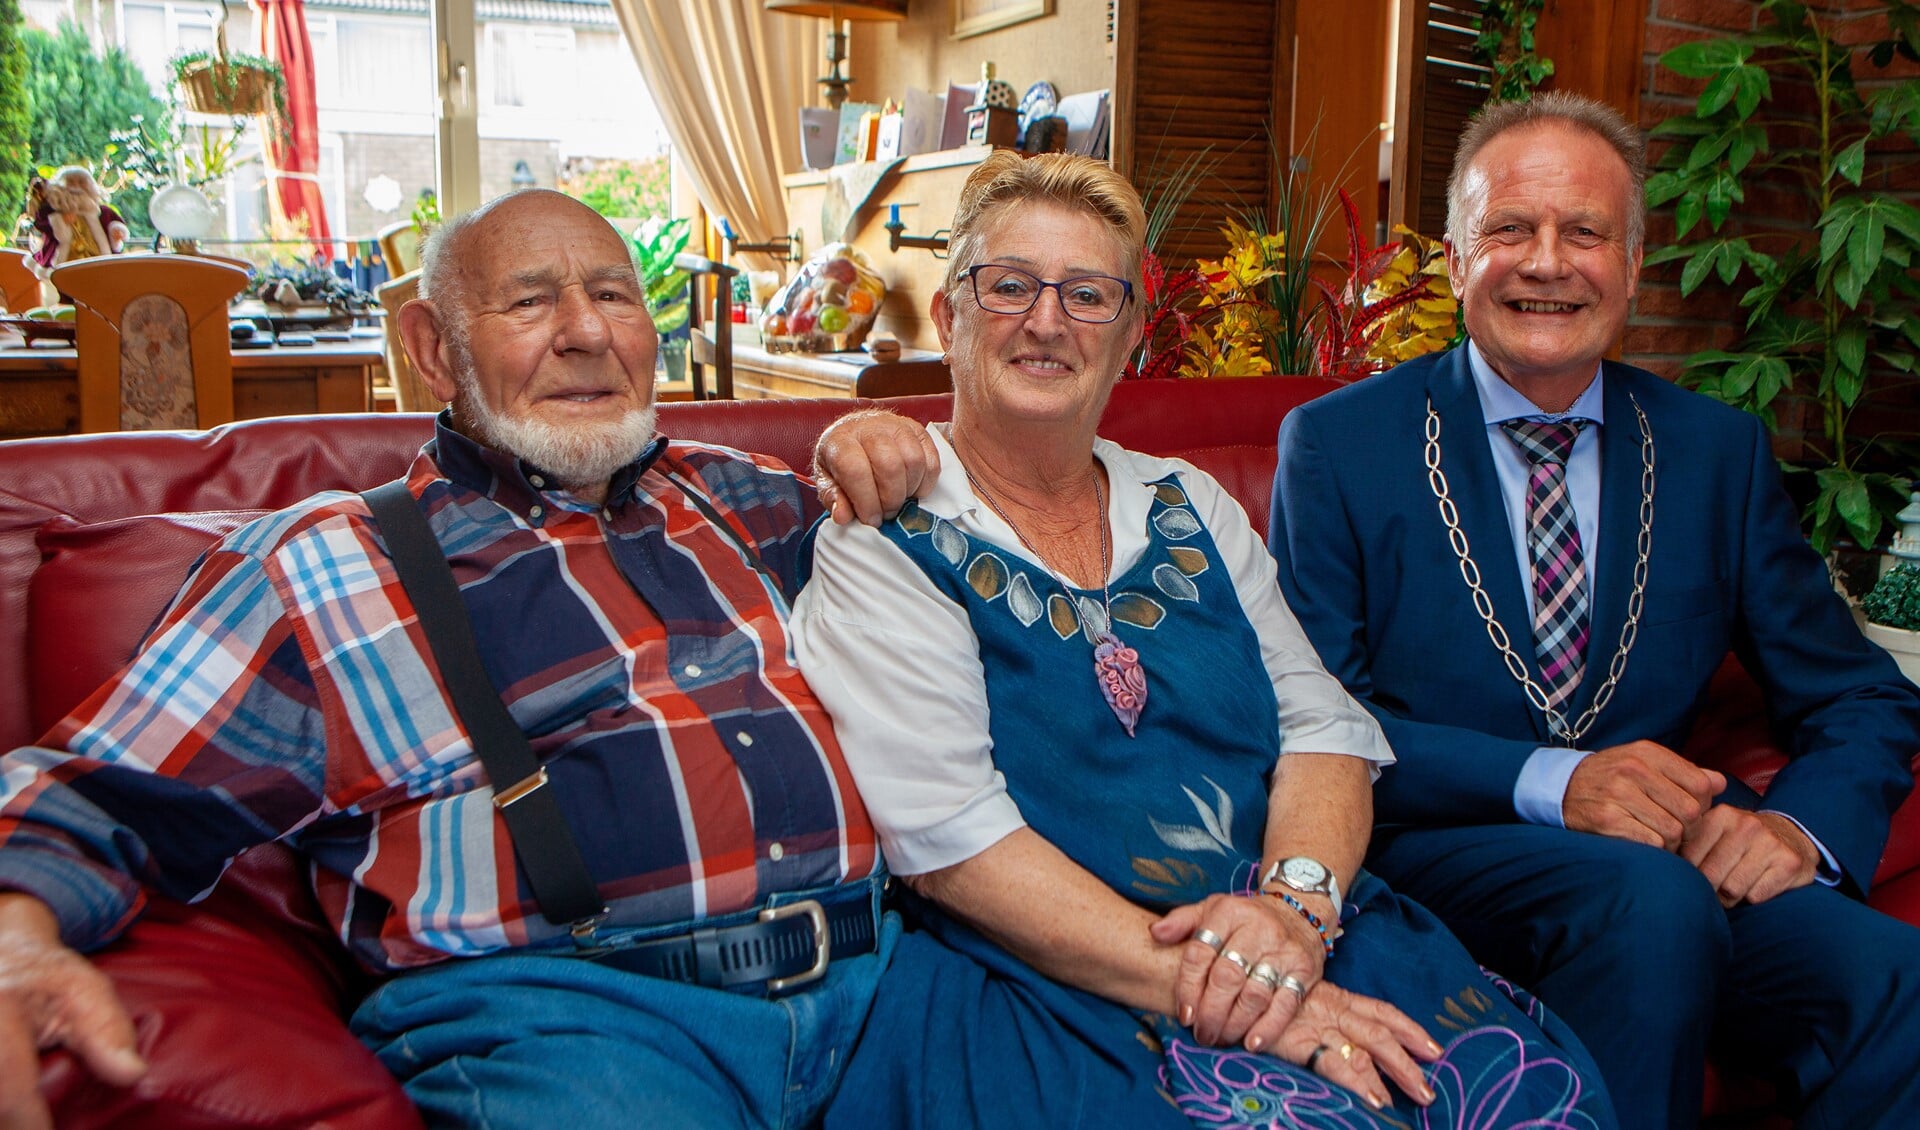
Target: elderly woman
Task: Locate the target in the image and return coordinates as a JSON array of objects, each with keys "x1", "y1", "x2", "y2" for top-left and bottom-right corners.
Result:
[{"x1": 797, "y1": 152, "x2": 1613, "y2": 1129}]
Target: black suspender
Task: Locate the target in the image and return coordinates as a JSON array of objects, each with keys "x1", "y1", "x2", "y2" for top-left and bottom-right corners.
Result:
[{"x1": 361, "y1": 480, "x2": 606, "y2": 929}]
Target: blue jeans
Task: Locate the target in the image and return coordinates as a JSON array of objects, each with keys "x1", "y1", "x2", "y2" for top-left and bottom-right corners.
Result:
[{"x1": 351, "y1": 906, "x2": 899, "y2": 1130}]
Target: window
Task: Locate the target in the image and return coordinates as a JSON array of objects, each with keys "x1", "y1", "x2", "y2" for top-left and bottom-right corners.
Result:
[{"x1": 483, "y1": 23, "x2": 574, "y2": 113}]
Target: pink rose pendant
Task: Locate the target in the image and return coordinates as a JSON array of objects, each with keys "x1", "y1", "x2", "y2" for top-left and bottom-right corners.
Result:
[{"x1": 1092, "y1": 630, "x2": 1148, "y2": 737}]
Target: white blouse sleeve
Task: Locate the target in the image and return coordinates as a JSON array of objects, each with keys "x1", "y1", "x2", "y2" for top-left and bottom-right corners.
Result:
[
  {"x1": 791, "y1": 516, "x2": 1026, "y2": 876},
  {"x1": 1174, "y1": 462, "x2": 1394, "y2": 771}
]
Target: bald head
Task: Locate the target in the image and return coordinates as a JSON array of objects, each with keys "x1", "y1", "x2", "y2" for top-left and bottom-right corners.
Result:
[{"x1": 418, "y1": 190, "x2": 630, "y2": 329}]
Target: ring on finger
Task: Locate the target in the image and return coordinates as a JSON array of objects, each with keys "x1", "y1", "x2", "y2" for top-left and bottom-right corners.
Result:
[
  {"x1": 1338, "y1": 1042, "x2": 1354, "y2": 1060},
  {"x1": 1275, "y1": 973, "x2": 1308, "y2": 1001},
  {"x1": 1193, "y1": 927, "x2": 1225, "y2": 952},
  {"x1": 1220, "y1": 948, "x2": 1250, "y2": 974},
  {"x1": 1246, "y1": 962, "x2": 1282, "y2": 991},
  {"x1": 1305, "y1": 1044, "x2": 1331, "y2": 1072}
]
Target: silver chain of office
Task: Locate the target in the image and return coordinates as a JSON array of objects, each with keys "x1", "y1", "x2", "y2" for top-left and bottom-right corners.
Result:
[{"x1": 1422, "y1": 392, "x2": 1656, "y2": 745}]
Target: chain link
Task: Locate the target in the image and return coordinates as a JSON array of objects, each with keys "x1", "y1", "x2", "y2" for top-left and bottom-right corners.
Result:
[{"x1": 1424, "y1": 393, "x2": 1656, "y2": 745}]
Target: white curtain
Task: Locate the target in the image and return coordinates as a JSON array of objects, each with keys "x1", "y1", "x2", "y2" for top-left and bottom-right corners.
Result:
[{"x1": 611, "y1": 0, "x2": 815, "y2": 267}]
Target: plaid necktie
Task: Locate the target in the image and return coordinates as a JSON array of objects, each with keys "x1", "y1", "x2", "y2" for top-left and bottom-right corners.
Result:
[{"x1": 1501, "y1": 419, "x2": 1590, "y2": 710}]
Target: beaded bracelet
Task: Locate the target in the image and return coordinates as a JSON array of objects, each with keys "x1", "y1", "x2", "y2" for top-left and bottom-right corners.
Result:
[{"x1": 1261, "y1": 888, "x2": 1336, "y2": 960}]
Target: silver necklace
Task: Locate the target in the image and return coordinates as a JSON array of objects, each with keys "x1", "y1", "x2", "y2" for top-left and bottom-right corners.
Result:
[
  {"x1": 962, "y1": 464, "x2": 1148, "y2": 736},
  {"x1": 1423, "y1": 392, "x2": 1655, "y2": 744}
]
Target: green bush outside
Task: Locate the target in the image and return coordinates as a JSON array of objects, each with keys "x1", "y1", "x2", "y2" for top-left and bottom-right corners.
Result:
[{"x1": 23, "y1": 21, "x2": 172, "y2": 235}]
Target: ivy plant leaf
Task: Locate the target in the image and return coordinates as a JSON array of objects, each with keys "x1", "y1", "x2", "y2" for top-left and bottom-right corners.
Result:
[
  {"x1": 1641, "y1": 244, "x2": 1695, "y2": 269},
  {"x1": 1836, "y1": 476, "x2": 1875, "y2": 548},
  {"x1": 1833, "y1": 138, "x2": 1868, "y2": 186},
  {"x1": 1684, "y1": 129, "x2": 1735, "y2": 172},
  {"x1": 1722, "y1": 353, "x2": 1768, "y2": 398},
  {"x1": 1703, "y1": 169, "x2": 1741, "y2": 228},
  {"x1": 1663, "y1": 37, "x2": 1752, "y2": 79},
  {"x1": 1835, "y1": 321, "x2": 1869, "y2": 398},
  {"x1": 1680, "y1": 247, "x2": 1719, "y2": 295},
  {"x1": 1875, "y1": 349, "x2": 1917, "y2": 373},
  {"x1": 1650, "y1": 115, "x2": 1718, "y2": 138},
  {"x1": 1818, "y1": 200, "x2": 1859, "y2": 269},
  {"x1": 1868, "y1": 82, "x2": 1920, "y2": 139},
  {"x1": 1727, "y1": 123, "x2": 1768, "y2": 175},
  {"x1": 1700, "y1": 69, "x2": 1745, "y2": 116},
  {"x1": 1733, "y1": 65, "x2": 1771, "y2": 119},
  {"x1": 1676, "y1": 192, "x2": 1705, "y2": 240}
]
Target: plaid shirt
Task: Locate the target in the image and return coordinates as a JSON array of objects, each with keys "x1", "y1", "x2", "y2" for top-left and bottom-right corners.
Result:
[{"x1": 0, "y1": 421, "x2": 878, "y2": 972}]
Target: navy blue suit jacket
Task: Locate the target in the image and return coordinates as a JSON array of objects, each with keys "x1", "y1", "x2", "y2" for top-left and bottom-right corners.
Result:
[{"x1": 1269, "y1": 346, "x2": 1920, "y2": 893}]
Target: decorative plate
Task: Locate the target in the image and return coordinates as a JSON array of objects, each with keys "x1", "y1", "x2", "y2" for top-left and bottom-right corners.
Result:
[{"x1": 1018, "y1": 81, "x2": 1059, "y2": 136}]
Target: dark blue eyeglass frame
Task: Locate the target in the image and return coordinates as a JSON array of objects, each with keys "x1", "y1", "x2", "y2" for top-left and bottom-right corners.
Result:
[{"x1": 964, "y1": 265, "x2": 1135, "y2": 324}]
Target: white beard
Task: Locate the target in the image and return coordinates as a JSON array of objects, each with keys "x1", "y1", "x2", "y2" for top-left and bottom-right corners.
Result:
[{"x1": 450, "y1": 344, "x2": 657, "y2": 492}]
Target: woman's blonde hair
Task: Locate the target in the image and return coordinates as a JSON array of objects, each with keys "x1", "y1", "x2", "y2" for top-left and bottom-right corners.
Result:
[{"x1": 942, "y1": 151, "x2": 1147, "y2": 294}]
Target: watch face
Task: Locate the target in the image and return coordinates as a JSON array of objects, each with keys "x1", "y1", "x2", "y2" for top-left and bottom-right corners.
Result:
[{"x1": 1282, "y1": 858, "x2": 1327, "y2": 890}]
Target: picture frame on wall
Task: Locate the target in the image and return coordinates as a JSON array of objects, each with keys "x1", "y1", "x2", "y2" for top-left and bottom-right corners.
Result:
[{"x1": 954, "y1": 0, "x2": 1053, "y2": 39}]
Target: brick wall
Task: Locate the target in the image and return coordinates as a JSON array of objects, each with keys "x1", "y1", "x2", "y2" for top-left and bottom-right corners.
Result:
[{"x1": 1630, "y1": 0, "x2": 1920, "y2": 457}]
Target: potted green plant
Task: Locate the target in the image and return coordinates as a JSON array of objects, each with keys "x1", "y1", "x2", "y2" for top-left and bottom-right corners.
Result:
[
  {"x1": 1862, "y1": 494, "x2": 1920, "y2": 682},
  {"x1": 169, "y1": 46, "x2": 283, "y2": 119},
  {"x1": 630, "y1": 216, "x2": 691, "y2": 381},
  {"x1": 1645, "y1": 0, "x2": 1920, "y2": 557}
]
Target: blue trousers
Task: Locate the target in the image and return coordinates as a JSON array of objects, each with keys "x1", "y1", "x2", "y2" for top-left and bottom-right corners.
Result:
[
  {"x1": 1370, "y1": 820, "x2": 1920, "y2": 1129},
  {"x1": 350, "y1": 913, "x2": 899, "y2": 1130}
]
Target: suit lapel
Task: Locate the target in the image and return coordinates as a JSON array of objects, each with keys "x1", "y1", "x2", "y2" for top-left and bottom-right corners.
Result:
[
  {"x1": 1571, "y1": 364, "x2": 1646, "y2": 720},
  {"x1": 1429, "y1": 349, "x2": 1551, "y2": 743}
]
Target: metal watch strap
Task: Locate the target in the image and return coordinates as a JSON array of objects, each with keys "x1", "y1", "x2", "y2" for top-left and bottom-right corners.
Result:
[{"x1": 363, "y1": 480, "x2": 606, "y2": 927}]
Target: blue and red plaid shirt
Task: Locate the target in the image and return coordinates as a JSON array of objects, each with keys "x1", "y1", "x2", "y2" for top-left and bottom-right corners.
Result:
[{"x1": 0, "y1": 420, "x2": 879, "y2": 972}]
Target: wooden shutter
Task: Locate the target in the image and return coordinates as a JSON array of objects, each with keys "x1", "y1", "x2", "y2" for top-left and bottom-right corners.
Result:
[{"x1": 1390, "y1": 0, "x2": 1493, "y2": 239}]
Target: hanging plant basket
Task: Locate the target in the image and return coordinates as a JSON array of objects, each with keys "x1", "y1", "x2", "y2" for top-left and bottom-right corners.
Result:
[{"x1": 176, "y1": 58, "x2": 279, "y2": 117}]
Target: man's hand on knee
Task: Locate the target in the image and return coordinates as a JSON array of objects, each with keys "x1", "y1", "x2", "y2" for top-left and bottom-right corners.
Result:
[
  {"x1": 1563, "y1": 741, "x2": 1726, "y2": 851},
  {"x1": 811, "y1": 409, "x2": 941, "y2": 526},
  {"x1": 0, "y1": 895, "x2": 145, "y2": 1128},
  {"x1": 1680, "y1": 806, "x2": 1820, "y2": 906}
]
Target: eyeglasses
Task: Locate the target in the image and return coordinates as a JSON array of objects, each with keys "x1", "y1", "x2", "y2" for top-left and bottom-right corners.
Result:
[{"x1": 964, "y1": 264, "x2": 1134, "y2": 324}]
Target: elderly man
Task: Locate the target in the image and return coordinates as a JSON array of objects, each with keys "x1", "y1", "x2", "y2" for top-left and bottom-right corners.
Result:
[
  {"x1": 1268, "y1": 92, "x2": 1920, "y2": 1126},
  {"x1": 0, "y1": 190, "x2": 905, "y2": 1128}
]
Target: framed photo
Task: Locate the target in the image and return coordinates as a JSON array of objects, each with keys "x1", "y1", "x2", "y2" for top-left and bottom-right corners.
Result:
[{"x1": 953, "y1": 0, "x2": 1053, "y2": 39}]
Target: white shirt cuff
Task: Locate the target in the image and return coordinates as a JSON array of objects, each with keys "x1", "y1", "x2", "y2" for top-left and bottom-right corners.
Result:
[{"x1": 1515, "y1": 746, "x2": 1592, "y2": 827}]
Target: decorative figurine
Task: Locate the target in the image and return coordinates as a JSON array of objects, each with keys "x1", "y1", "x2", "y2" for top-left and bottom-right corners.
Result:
[
  {"x1": 966, "y1": 62, "x2": 1019, "y2": 149},
  {"x1": 26, "y1": 168, "x2": 130, "y2": 281}
]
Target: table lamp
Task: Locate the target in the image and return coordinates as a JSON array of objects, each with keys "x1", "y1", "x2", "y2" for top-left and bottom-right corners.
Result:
[{"x1": 764, "y1": 1, "x2": 908, "y2": 111}]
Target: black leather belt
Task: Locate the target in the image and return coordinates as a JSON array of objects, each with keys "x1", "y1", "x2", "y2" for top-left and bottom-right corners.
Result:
[{"x1": 583, "y1": 894, "x2": 878, "y2": 997}]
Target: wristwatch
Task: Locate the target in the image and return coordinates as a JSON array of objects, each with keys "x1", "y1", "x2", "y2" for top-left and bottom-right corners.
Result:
[{"x1": 1262, "y1": 856, "x2": 1342, "y2": 911}]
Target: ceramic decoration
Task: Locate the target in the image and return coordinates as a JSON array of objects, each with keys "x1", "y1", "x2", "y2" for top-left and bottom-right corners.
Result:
[{"x1": 1018, "y1": 81, "x2": 1058, "y2": 136}]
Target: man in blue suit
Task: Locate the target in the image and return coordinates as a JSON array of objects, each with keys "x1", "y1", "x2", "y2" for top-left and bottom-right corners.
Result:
[{"x1": 1269, "y1": 92, "x2": 1920, "y2": 1127}]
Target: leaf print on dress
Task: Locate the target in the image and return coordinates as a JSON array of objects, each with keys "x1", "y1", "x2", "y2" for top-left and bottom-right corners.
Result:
[
  {"x1": 897, "y1": 503, "x2": 934, "y2": 535},
  {"x1": 1149, "y1": 777, "x2": 1236, "y2": 856},
  {"x1": 1048, "y1": 594, "x2": 1081, "y2": 639},
  {"x1": 1154, "y1": 508, "x2": 1202, "y2": 540},
  {"x1": 930, "y1": 518, "x2": 968, "y2": 566},
  {"x1": 967, "y1": 553, "x2": 1010, "y2": 600},
  {"x1": 1153, "y1": 563, "x2": 1200, "y2": 602},
  {"x1": 1006, "y1": 571, "x2": 1044, "y2": 626},
  {"x1": 1109, "y1": 592, "x2": 1166, "y2": 629},
  {"x1": 1077, "y1": 595, "x2": 1111, "y2": 637},
  {"x1": 1167, "y1": 546, "x2": 1209, "y2": 576},
  {"x1": 1154, "y1": 482, "x2": 1190, "y2": 508}
]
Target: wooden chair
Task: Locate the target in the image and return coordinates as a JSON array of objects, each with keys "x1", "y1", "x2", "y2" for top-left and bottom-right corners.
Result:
[
  {"x1": 51, "y1": 255, "x2": 251, "y2": 432},
  {"x1": 1, "y1": 250, "x2": 42, "y2": 313},
  {"x1": 376, "y1": 270, "x2": 438, "y2": 412},
  {"x1": 377, "y1": 220, "x2": 423, "y2": 278},
  {"x1": 676, "y1": 252, "x2": 738, "y2": 400}
]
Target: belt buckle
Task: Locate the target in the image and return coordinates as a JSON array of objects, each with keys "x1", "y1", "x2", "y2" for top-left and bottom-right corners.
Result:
[{"x1": 759, "y1": 898, "x2": 828, "y2": 993}]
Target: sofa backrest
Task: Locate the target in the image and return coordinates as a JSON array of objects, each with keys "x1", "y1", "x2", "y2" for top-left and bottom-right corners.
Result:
[{"x1": 0, "y1": 376, "x2": 1342, "y2": 752}]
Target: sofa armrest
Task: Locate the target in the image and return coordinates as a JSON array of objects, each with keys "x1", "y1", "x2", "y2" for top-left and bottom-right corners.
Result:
[{"x1": 40, "y1": 846, "x2": 420, "y2": 1130}]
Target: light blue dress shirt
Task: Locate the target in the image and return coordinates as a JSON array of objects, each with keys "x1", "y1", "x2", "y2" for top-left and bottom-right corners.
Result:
[{"x1": 1467, "y1": 343, "x2": 1839, "y2": 881}]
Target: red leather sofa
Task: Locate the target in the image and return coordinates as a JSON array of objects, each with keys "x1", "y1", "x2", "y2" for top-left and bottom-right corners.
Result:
[{"x1": 2, "y1": 375, "x2": 1915, "y2": 1127}]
